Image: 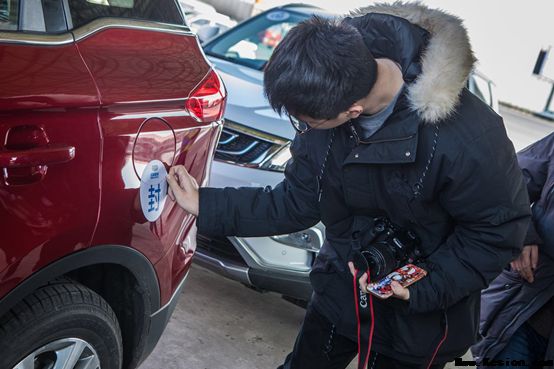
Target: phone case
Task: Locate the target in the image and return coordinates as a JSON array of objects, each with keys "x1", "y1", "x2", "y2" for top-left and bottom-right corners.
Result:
[{"x1": 367, "y1": 264, "x2": 427, "y2": 299}]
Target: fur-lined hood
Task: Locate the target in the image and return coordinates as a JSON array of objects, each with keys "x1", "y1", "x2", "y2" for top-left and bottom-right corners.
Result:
[{"x1": 348, "y1": 2, "x2": 476, "y2": 124}]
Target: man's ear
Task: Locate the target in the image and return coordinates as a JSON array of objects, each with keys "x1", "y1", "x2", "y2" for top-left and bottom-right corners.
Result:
[{"x1": 346, "y1": 104, "x2": 364, "y2": 119}]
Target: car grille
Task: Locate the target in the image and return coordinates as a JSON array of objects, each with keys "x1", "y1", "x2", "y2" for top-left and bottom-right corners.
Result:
[
  {"x1": 196, "y1": 234, "x2": 246, "y2": 265},
  {"x1": 215, "y1": 120, "x2": 289, "y2": 170}
]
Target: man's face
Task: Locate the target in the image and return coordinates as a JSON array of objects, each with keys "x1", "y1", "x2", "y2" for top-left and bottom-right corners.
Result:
[
  {"x1": 293, "y1": 105, "x2": 364, "y2": 133},
  {"x1": 287, "y1": 102, "x2": 365, "y2": 134}
]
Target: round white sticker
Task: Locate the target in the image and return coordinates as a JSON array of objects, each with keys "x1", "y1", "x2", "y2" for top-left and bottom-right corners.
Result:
[{"x1": 139, "y1": 160, "x2": 168, "y2": 222}]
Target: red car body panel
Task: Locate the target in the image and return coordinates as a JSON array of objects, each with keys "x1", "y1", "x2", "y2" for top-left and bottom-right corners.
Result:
[
  {"x1": 75, "y1": 28, "x2": 215, "y2": 304},
  {"x1": 0, "y1": 42, "x2": 101, "y2": 298},
  {"x1": 0, "y1": 43, "x2": 99, "y2": 111},
  {"x1": 74, "y1": 28, "x2": 210, "y2": 104},
  {"x1": 1, "y1": 26, "x2": 221, "y2": 307}
]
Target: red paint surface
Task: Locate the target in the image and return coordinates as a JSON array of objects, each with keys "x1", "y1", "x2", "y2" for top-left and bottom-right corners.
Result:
[{"x1": 0, "y1": 28, "x2": 222, "y2": 306}]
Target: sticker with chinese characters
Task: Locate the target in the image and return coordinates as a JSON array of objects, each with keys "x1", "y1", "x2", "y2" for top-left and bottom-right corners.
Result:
[{"x1": 139, "y1": 160, "x2": 168, "y2": 222}]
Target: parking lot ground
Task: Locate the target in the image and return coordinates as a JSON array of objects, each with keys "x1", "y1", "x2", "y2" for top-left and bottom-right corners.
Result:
[
  {"x1": 140, "y1": 264, "x2": 306, "y2": 369},
  {"x1": 140, "y1": 264, "x2": 475, "y2": 369}
]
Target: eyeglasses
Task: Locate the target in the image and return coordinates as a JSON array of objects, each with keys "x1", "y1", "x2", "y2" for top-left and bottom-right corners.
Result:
[
  {"x1": 287, "y1": 114, "x2": 330, "y2": 135},
  {"x1": 288, "y1": 114, "x2": 310, "y2": 134}
]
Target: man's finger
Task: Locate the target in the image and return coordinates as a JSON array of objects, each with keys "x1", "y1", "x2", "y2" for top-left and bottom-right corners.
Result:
[
  {"x1": 521, "y1": 266, "x2": 534, "y2": 283},
  {"x1": 530, "y1": 245, "x2": 539, "y2": 270},
  {"x1": 170, "y1": 166, "x2": 192, "y2": 191},
  {"x1": 174, "y1": 165, "x2": 189, "y2": 178},
  {"x1": 166, "y1": 175, "x2": 178, "y2": 200},
  {"x1": 359, "y1": 272, "x2": 368, "y2": 287},
  {"x1": 521, "y1": 248, "x2": 531, "y2": 269},
  {"x1": 348, "y1": 262, "x2": 356, "y2": 276},
  {"x1": 390, "y1": 281, "x2": 410, "y2": 300},
  {"x1": 175, "y1": 166, "x2": 194, "y2": 190},
  {"x1": 167, "y1": 185, "x2": 175, "y2": 201},
  {"x1": 348, "y1": 262, "x2": 370, "y2": 293},
  {"x1": 166, "y1": 173, "x2": 175, "y2": 186},
  {"x1": 510, "y1": 261, "x2": 516, "y2": 271}
]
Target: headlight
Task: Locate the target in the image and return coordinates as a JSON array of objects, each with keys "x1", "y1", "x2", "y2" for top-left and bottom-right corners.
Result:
[
  {"x1": 215, "y1": 120, "x2": 291, "y2": 172},
  {"x1": 271, "y1": 228, "x2": 323, "y2": 252},
  {"x1": 259, "y1": 145, "x2": 291, "y2": 172}
]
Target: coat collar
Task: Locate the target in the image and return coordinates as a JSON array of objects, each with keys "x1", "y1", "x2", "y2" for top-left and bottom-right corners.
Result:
[
  {"x1": 347, "y1": 1, "x2": 476, "y2": 124},
  {"x1": 343, "y1": 91, "x2": 420, "y2": 165}
]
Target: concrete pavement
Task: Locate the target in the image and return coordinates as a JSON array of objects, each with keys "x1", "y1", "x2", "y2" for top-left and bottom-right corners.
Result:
[{"x1": 140, "y1": 264, "x2": 306, "y2": 369}]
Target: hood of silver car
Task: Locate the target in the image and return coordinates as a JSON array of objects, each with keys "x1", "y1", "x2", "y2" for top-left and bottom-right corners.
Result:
[{"x1": 208, "y1": 56, "x2": 296, "y2": 141}]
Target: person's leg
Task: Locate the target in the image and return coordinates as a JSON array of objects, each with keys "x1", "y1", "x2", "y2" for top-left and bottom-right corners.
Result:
[
  {"x1": 525, "y1": 323, "x2": 548, "y2": 369},
  {"x1": 366, "y1": 351, "x2": 445, "y2": 369},
  {"x1": 277, "y1": 304, "x2": 357, "y2": 369},
  {"x1": 278, "y1": 305, "x2": 447, "y2": 369},
  {"x1": 486, "y1": 323, "x2": 547, "y2": 369},
  {"x1": 487, "y1": 323, "x2": 531, "y2": 368}
]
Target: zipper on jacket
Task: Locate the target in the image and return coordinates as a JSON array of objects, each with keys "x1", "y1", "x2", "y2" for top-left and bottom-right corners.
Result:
[
  {"x1": 349, "y1": 122, "x2": 415, "y2": 145},
  {"x1": 350, "y1": 123, "x2": 360, "y2": 145}
]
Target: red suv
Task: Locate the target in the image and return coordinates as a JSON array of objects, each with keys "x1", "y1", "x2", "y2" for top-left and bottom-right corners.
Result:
[{"x1": 0, "y1": 1, "x2": 225, "y2": 368}]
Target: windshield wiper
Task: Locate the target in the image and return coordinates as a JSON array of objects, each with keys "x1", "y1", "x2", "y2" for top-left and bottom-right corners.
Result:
[{"x1": 204, "y1": 51, "x2": 237, "y2": 63}]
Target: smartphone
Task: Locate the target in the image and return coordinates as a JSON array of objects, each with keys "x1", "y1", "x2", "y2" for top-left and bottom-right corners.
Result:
[{"x1": 367, "y1": 264, "x2": 427, "y2": 299}]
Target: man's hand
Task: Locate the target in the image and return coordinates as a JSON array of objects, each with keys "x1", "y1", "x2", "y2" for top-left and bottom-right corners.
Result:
[
  {"x1": 510, "y1": 244, "x2": 539, "y2": 283},
  {"x1": 166, "y1": 165, "x2": 200, "y2": 216},
  {"x1": 348, "y1": 262, "x2": 410, "y2": 301}
]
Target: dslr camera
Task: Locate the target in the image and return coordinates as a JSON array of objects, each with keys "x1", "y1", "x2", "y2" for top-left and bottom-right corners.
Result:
[{"x1": 360, "y1": 217, "x2": 422, "y2": 281}]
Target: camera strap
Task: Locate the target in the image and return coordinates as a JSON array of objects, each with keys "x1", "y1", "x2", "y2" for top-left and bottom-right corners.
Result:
[{"x1": 351, "y1": 235, "x2": 375, "y2": 369}]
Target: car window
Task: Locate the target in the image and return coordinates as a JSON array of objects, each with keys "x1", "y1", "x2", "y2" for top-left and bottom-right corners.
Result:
[
  {"x1": 67, "y1": 0, "x2": 184, "y2": 29},
  {"x1": 1, "y1": 0, "x2": 66, "y2": 33},
  {"x1": 204, "y1": 9, "x2": 307, "y2": 70},
  {"x1": 0, "y1": 0, "x2": 19, "y2": 30}
]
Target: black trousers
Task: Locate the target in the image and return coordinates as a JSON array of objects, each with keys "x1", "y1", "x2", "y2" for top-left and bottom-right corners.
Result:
[{"x1": 277, "y1": 303, "x2": 446, "y2": 369}]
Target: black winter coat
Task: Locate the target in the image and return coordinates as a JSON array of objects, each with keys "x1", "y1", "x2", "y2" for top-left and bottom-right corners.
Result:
[
  {"x1": 472, "y1": 132, "x2": 554, "y2": 365},
  {"x1": 198, "y1": 4, "x2": 531, "y2": 365}
]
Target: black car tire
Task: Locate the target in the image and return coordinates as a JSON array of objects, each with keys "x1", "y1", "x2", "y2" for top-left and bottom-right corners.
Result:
[{"x1": 0, "y1": 280, "x2": 122, "y2": 369}]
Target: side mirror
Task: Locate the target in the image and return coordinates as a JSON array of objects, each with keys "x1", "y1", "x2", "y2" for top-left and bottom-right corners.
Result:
[{"x1": 196, "y1": 25, "x2": 220, "y2": 43}]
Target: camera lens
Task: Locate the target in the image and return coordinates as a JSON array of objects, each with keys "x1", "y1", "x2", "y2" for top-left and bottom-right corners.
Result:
[{"x1": 363, "y1": 242, "x2": 398, "y2": 280}]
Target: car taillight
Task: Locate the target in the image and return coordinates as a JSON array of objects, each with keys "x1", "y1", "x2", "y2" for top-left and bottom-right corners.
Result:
[{"x1": 186, "y1": 69, "x2": 227, "y2": 123}]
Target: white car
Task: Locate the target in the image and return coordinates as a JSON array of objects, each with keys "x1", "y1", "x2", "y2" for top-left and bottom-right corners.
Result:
[{"x1": 179, "y1": 0, "x2": 237, "y2": 41}]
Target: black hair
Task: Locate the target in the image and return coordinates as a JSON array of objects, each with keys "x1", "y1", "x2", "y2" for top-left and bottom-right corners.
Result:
[{"x1": 264, "y1": 16, "x2": 377, "y2": 120}]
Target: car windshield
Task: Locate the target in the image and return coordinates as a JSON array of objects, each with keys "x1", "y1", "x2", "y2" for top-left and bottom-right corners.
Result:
[{"x1": 204, "y1": 9, "x2": 310, "y2": 70}]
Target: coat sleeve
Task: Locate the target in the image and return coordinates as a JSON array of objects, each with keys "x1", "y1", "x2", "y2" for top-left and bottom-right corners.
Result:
[
  {"x1": 517, "y1": 132, "x2": 554, "y2": 246},
  {"x1": 196, "y1": 133, "x2": 321, "y2": 237},
  {"x1": 517, "y1": 134, "x2": 552, "y2": 203},
  {"x1": 408, "y1": 127, "x2": 531, "y2": 314}
]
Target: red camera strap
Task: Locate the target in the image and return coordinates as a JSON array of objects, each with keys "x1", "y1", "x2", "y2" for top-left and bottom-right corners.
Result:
[{"x1": 352, "y1": 268, "x2": 375, "y2": 369}]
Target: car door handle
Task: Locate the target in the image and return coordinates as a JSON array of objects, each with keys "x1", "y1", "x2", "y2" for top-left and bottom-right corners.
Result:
[{"x1": 0, "y1": 144, "x2": 75, "y2": 168}]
